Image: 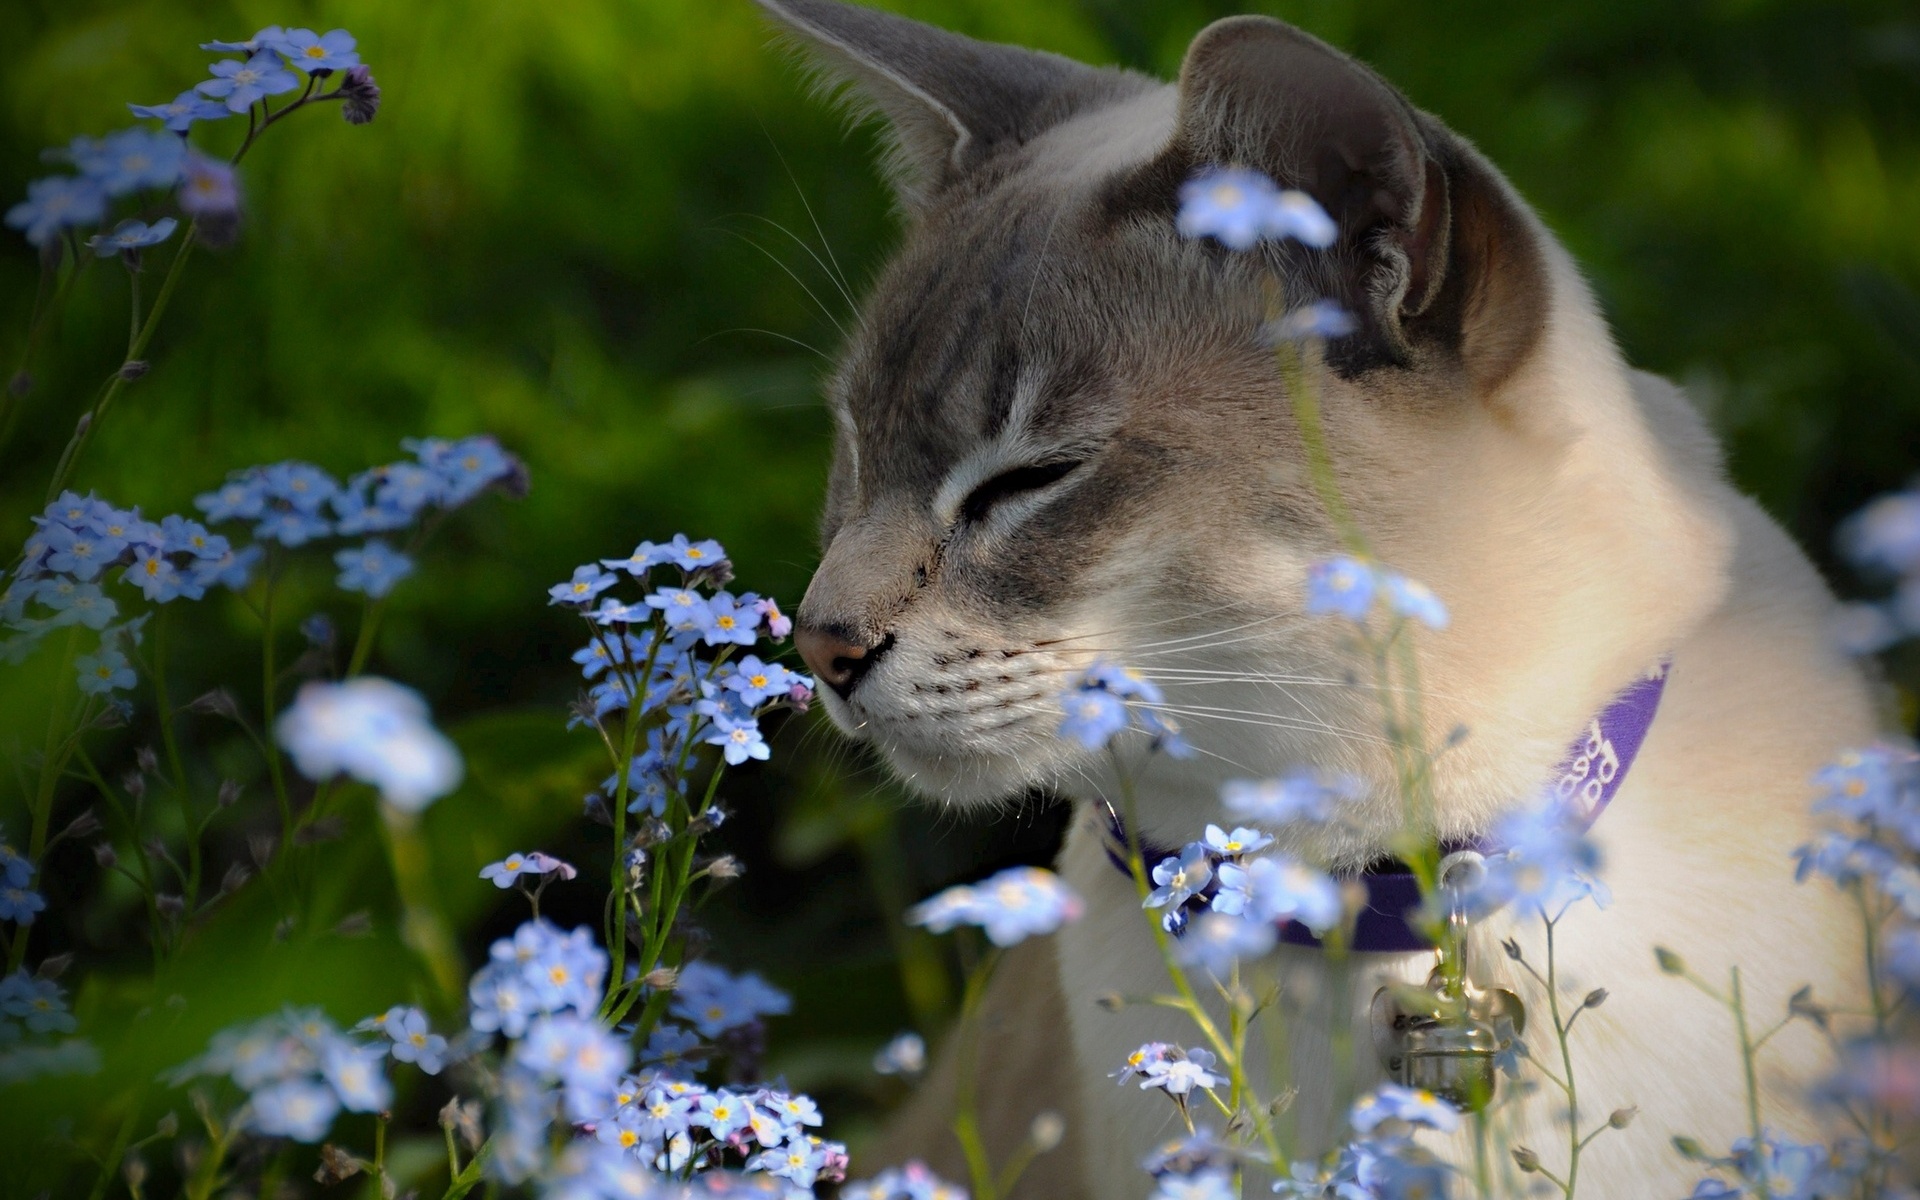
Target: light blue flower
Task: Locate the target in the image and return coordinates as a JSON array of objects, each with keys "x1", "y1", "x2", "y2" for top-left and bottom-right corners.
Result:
[
  {"x1": 722, "y1": 655, "x2": 798, "y2": 706},
  {"x1": 255, "y1": 508, "x2": 331, "y2": 547},
  {"x1": 1267, "y1": 299, "x2": 1359, "y2": 343},
  {"x1": 277, "y1": 28, "x2": 361, "y2": 74},
  {"x1": 201, "y1": 27, "x2": 287, "y2": 54},
  {"x1": 551, "y1": 565, "x2": 620, "y2": 607},
  {"x1": 1839, "y1": 488, "x2": 1920, "y2": 577},
  {"x1": 0, "y1": 885, "x2": 45, "y2": 925},
  {"x1": 250, "y1": 1078, "x2": 341, "y2": 1142},
  {"x1": 668, "y1": 960, "x2": 791, "y2": 1038},
  {"x1": 1885, "y1": 925, "x2": 1920, "y2": 988},
  {"x1": 321, "y1": 1041, "x2": 392, "y2": 1112},
  {"x1": 1139, "y1": 1047, "x2": 1221, "y2": 1097},
  {"x1": 0, "y1": 972, "x2": 73, "y2": 1032},
  {"x1": 872, "y1": 1031, "x2": 926, "y2": 1077},
  {"x1": 196, "y1": 476, "x2": 270, "y2": 523},
  {"x1": 1793, "y1": 831, "x2": 1895, "y2": 888},
  {"x1": 196, "y1": 51, "x2": 303, "y2": 114},
  {"x1": 189, "y1": 544, "x2": 262, "y2": 591},
  {"x1": 1240, "y1": 856, "x2": 1342, "y2": 932},
  {"x1": 704, "y1": 712, "x2": 770, "y2": 765},
  {"x1": 386, "y1": 1008, "x2": 448, "y2": 1074},
  {"x1": 1176, "y1": 167, "x2": 1336, "y2": 250},
  {"x1": 1150, "y1": 1169, "x2": 1236, "y2": 1200},
  {"x1": 659, "y1": 533, "x2": 727, "y2": 572},
  {"x1": 334, "y1": 539, "x2": 414, "y2": 598},
  {"x1": 1176, "y1": 912, "x2": 1276, "y2": 974},
  {"x1": 1059, "y1": 687, "x2": 1129, "y2": 750},
  {"x1": 128, "y1": 91, "x2": 232, "y2": 132},
  {"x1": 276, "y1": 678, "x2": 462, "y2": 812},
  {"x1": 1146, "y1": 843, "x2": 1214, "y2": 909},
  {"x1": 1202, "y1": 823, "x2": 1271, "y2": 858},
  {"x1": 602, "y1": 540, "x2": 675, "y2": 576},
  {"x1": 407, "y1": 435, "x2": 519, "y2": 506},
  {"x1": 701, "y1": 591, "x2": 761, "y2": 646},
  {"x1": 43, "y1": 523, "x2": 110, "y2": 580},
  {"x1": 127, "y1": 545, "x2": 194, "y2": 599},
  {"x1": 693, "y1": 1089, "x2": 753, "y2": 1139},
  {"x1": 1350, "y1": 1084, "x2": 1462, "y2": 1134},
  {"x1": 0, "y1": 844, "x2": 30, "y2": 889},
  {"x1": 5, "y1": 176, "x2": 108, "y2": 247},
  {"x1": 1221, "y1": 769, "x2": 1360, "y2": 826},
  {"x1": 1083, "y1": 660, "x2": 1166, "y2": 703},
  {"x1": 159, "y1": 514, "x2": 227, "y2": 559},
  {"x1": 74, "y1": 648, "x2": 136, "y2": 694},
  {"x1": 906, "y1": 866, "x2": 1083, "y2": 947},
  {"x1": 1384, "y1": 572, "x2": 1450, "y2": 630},
  {"x1": 1468, "y1": 798, "x2": 1609, "y2": 918},
  {"x1": 482, "y1": 852, "x2": 540, "y2": 888},
  {"x1": 642, "y1": 1023, "x2": 707, "y2": 1071},
  {"x1": 1306, "y1": 555, "x2": 1377, "y2": 621},
  {"x1": 72, "y1": 129, "x2": 187, "y2": 195},
  {"x1": 759, "y1": 1137, "x2": 829, "y2": 1188}
]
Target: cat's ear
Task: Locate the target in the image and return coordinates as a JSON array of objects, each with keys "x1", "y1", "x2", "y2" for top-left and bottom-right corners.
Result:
[
  {"x1": 1156, "y1": 16, "x2": 1548, "y2": 390},
  {"x1": 756, "y1": 0, "x2": 1141, "y2": 212}
]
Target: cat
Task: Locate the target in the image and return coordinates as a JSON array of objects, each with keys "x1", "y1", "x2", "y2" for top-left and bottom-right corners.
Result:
[{"x1": 754, "y1": 0, "x2": 1884, "y2": 1195}]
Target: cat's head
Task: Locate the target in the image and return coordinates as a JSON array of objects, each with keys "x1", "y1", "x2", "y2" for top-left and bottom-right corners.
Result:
[{"x1": 759, "y1": 0, "x2": 1728, "y2": 832}]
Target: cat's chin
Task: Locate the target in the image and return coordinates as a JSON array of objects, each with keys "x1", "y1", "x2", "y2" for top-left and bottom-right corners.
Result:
[{"x1": 872, "y1": 743, "x2": 1057, "y2": 808}]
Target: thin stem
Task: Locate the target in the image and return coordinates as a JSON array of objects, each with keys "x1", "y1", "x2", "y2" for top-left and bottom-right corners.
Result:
[
  {"x1": 126, "y1": 264, "x2": 142, "y2": 357},
  {"x1": 1730, "y1": 968, "x2": 1767, "y2": 1196},
  {"x1": 43, "y1": 229, "x2": 200, "y2": 504},
  {"x1": 83, "y1": 1094, "x2": 142, "y2": 1200},
  {"x1": 1545, "y1": 916, "x2": 1581, "y2": 1198},
  {"x1": 950, "y1": 948, "x2": 1002, "y2": 1200}
]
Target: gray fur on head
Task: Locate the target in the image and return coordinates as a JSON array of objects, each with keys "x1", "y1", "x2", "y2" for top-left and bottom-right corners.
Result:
[{"x1": 754, "y1": 0, "x2": 1151, "y2": 211}]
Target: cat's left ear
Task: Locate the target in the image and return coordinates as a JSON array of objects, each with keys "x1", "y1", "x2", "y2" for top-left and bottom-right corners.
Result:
[
  {"x1": 1136, "y1": 16, "x2": 1548, "y2": 391},
  {"x1": 756, "y1": 0, "x2": 1145, "y2": 213}
]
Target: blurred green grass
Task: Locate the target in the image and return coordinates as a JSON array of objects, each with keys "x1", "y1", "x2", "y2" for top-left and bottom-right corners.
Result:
[{"x1": 1, "y1": 0, "x2": 1917, "y2": 1191}]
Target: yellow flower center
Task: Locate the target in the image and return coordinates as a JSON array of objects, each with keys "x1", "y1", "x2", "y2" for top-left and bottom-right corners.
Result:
[
  {"x1": 619, "y1": 1130, "x2": 638, "y2": 1147},
  {"x1": 685, "y1": 548, "x2": 704, "y2": 559},
  {"x1": 716, "y1": 615, "x2": 735, "y2": 630},
  {"x1": 304, "y1": 45, "x2": 327, "y2": 59},
  {"x1": 748, "y1": 674, "x2": 768, "y2": 688}
]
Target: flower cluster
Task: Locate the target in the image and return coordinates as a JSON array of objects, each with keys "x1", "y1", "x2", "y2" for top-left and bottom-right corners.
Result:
[
  {"x1": 554, "y1": 535, "x2": 810, "y2": 804},
  {"x1": 5, "y1": 24, "x2": 379, "y2": 251},
  {"x1": 4, "y1": 436, "x2": 520, "y2": 700},
  {"x1": 276, "y1": 677, "x2": 463, "y2": 812},
  {"x1": 1056, "y1": 660, "x2": 1190, "y2": 756},
  {"x1": 1305, "y1": 555, "x2": 1450, "y2": 631},
  {"x1": 1833, "y1": 485, "x2": 1920, "y2": 653},
  {"x1": 1456, "y1": 796, "x2": 1610, "y2": 920},
  {"x1": 841, "y1": 1161, "x2": 968, "y2": 1200},
  {"x1": 1113, "y1": 1042, "x2": 1222, "y2": 1101},
  {"x1": 1680, "y1": 1127, "x2": 1879, "y2": 1199},
  {"x1": 467, "y1": 918, "x2": 609, "y2": 1040},
  {"x1": 171, "y1": 1008, "x2": 407, "y2": 1142},
  {"x1": 1137, "y1": 1129, "x2": 1240, "y2": 1200},
  {"x1": 1275, "y1": 1086, "x2": 1460, "y2": 1199},
  {"x1": 1176, "y1": 167, "x2": 1337, "y2": 252},
  {"x1": 195, "y1": 434, "x2": 524, "y2": 592},
  {"x1": 906, "y1": 866, "x2": 1084, "y2": 948},
  {"x1": 1127, "y1": 813, "x2": 1342, "y2": 960},
  {"x1": 0, "y1": 833, "x2": 45, "y2": 927}
]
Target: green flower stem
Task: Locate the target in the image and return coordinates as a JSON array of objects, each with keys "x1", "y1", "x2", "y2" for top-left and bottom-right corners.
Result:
[
  {"x1": 381, "y1": 805, "x2": 465, "y2": 1008},
  {"x1": 1113, "y1": 759, "x2": 1289, "y2": 1170},
  {"x1": 43, "y1": 227, "x2": 199, "y2": 505},
  {"x1": 0, "y1": 250, "x2": 92, "y2": 452},
  {"x1": 72, "y1": 744, "x2": 165, "y2": 958},
  {"x1": 256, "y1": 553, "x2": 294, "y2": 854},
  {"x1": 10, "y1": 631, "x2": 83, "y2": 972},
  {"x1": 182, "y1": 1113, "x2": 234, "y2": 1200},
  {"x1": 1728, "y1": 967, "x2": 1768, "y2": 1197},
  {"x1": 1544, "y1": 915, "x2": 1582, "y2": 1198},
  {"x1": 950, "y1": 946, "x2": 1003, "y2": 1200},
  {"x1": 82, "y1": 1091, "x2": 142, "y2": 1200},
  {"x1": 152, "y1": 611, "x2": 202, "y2": 910},
  {"x1": 440, "y1": 1138, "x2": 491, "y2": 1200},
  {"x1": 366, "y1": 1113, "x2": 389, "y2": 1200}
]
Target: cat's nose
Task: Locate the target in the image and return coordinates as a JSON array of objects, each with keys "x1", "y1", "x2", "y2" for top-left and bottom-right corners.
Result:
[{"x1": 795, "y1": 623, "x2": 887, "y2": 699}]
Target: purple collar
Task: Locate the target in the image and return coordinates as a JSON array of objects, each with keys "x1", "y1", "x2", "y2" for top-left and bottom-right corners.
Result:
[{"x1": 1101, "y1": 660, "x2": 1671, "y2": 953}]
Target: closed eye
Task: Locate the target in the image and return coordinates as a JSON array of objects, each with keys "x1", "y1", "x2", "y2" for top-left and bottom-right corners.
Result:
[{"x1": 959, "y1": 459, "x2": 1083, "y2": 525}]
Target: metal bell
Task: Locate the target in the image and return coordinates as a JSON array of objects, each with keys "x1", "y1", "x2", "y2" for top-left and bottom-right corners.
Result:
[{"x1": 1368, "y1": 852, "x2": 1525, "y2": 1113}]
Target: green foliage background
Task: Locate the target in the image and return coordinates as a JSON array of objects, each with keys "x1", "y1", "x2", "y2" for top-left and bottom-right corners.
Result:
[{"x1": 0, "y1": 0, "x2": 1916, "y2": 1192}]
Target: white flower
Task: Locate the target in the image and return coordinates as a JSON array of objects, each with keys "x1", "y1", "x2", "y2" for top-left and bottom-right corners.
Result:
[{"x1": 276, "y1": 677, "x2": 462, "y2": 811}]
